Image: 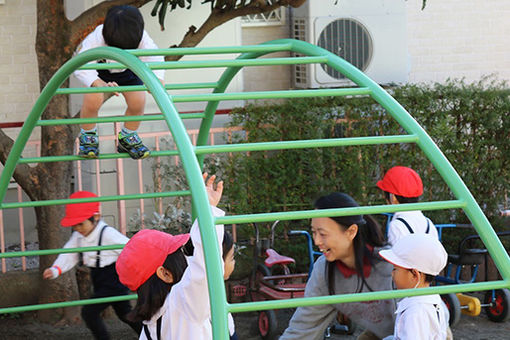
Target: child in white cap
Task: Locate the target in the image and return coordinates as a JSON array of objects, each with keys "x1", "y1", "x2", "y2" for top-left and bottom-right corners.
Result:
[{"x1": 379, "y1": 233, "x2": 450, "y2": 340}]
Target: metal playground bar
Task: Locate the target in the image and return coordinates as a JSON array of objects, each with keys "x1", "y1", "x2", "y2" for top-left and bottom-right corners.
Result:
[{"x1": 0, "y1": 39, "x2": 508, "y2": 339}]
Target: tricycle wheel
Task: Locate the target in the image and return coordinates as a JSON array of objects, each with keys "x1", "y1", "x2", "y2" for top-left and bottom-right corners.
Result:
[
  {"x1": 484, "y1": 289, "x2": 510, "y2": 322},
  {"x1": 248, "y1": 264, "x2": 272, "y2": 301},
  {"x1": 441, "y1": 293, "x2": 461, "y2": 327},
  {"x1": 258, "y1": 310, "x2": 278, "y2": 340}
]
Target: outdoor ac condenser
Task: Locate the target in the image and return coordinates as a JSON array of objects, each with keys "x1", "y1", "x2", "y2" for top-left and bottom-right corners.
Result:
[{"x1": 292, "y1": 0, "x2": 409, "y2": 88}]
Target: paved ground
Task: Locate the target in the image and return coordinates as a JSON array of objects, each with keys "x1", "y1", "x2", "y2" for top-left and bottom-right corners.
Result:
[{"x1": 1, "y1": 306, "x2": 509, "y2": 340}]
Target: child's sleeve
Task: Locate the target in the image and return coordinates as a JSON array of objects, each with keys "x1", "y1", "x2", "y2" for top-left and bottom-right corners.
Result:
[
  {"x1": 138, "y1": 31, "x2": 165, "y2": 82},
  {"x1": 174, "y1": 205, "x2": 225, "y2": 323},
  {"x1": 73, "y1": 26, "x2": 104, "y2": 87},
  {"x1": 49, "y1": 232, "x2": 81, "y2": 279}
]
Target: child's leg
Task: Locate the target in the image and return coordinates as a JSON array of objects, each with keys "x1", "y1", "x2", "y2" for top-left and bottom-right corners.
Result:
[
  {"x1": 112, "y1": 300, "x2": 142, "y2": 335},
  {"x1": 117, "y1": 91, "x2": 150, "y2": 159},
  {"x1": 78, "y1": 93, "x2": 103, "y2": 158},
  {"x1": 122, "y1": 91, "x2": 145, "y2": 131},
  {"x1": 80, "y1": 92, "x2": 104, "y2": 130},
  {"x1": 81, "y1": 302, "x2": 111, "y2": 340}
]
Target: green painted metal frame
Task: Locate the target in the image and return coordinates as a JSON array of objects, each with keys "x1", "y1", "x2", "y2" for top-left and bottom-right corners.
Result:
[
  {"x1": 0, "y1": 39, "x2": 508, "y2": 340},
  {"x1": 0, "y1": 46, "x2": 229, "y2": 337}
]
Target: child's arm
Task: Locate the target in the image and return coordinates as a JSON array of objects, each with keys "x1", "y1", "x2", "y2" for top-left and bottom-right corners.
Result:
[
  {"x1": 138, "y1": 31, "x2": 165, "y2": 83},
  {"x1": 42, "y1": 233, "x2": 81, "y2": 279},
  {"x1": 73, "y1": 25, "x2": 105, "y2": 88},
  {"x1": 173, "y1": 174, "x2": 224, "y2": 323}
]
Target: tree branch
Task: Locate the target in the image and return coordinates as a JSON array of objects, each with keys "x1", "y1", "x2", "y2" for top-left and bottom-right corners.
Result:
[
  {"x1": 0, "y1": 129, "x2": 39, "y2": 200},
  {"x1": 166, "y1": 0, "x2": 306, "y2": 61}
]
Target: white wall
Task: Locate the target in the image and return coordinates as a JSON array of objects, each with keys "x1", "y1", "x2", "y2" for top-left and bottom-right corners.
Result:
[
  {"x1": 406, "y1": 0, "x2": 510, "y2": 83},
  {"x1": 0, "y1": 0, "x2": 38, "y2": 138},
  {"x1": 241, "y1": 24, "x2": 291, "y2": 94}
]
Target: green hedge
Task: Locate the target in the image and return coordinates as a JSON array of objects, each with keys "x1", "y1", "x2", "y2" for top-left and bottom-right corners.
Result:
[{"x1": 220, "y1": 78, "x2": 510, "y2": 252}]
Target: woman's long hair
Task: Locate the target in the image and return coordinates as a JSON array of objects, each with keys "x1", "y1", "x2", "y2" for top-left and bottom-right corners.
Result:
[
  {"x1": 127, "y1": 250, "x2": 188, "y2": 322},
  {"x1": 314, "y1": 192, "x2": 385, "y2": 294}
]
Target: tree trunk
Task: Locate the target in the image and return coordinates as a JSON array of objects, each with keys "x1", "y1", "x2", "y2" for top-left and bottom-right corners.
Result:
[{"x1": 34, "y1": 0, "x2": 80, "y2": 323}]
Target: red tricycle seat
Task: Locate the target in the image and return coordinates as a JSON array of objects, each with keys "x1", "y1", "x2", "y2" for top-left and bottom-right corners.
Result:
[{"x1": 264, "y1": 248, "x2": 295, "y2": 268}]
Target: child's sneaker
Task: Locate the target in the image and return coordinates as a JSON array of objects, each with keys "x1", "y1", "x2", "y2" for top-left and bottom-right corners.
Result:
[
  {"x1": 117, "y1": 131, "x2": 150, "y2": 159},
  {"x1": 78, "y1": 132, "x2": 99, "y2": 158}
]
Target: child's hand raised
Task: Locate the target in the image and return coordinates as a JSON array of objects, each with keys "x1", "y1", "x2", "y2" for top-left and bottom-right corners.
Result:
[{"x1": 203, "y1": 172, "x2": 223, "y2": 207}]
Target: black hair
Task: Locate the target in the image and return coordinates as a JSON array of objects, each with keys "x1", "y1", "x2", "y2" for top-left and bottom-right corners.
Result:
[
  {"x1": 314, "y1": 192, "x2": 385, "y2": 294},
  {"x1": 103, "y1": 5, "x2": 144, "y2": 49},
  {"x1": 384, "y1": 191, "x2": 420, "y2": 204},
  {"x1": 407, "y1": 270, "x2": 435, "y2": 283},
  {"x1": 424, "y1": 273, "x2": 435, "y2": 283},
  {"x1": 127, "y1": 249, "x2": 188, "y2": 322},
  {"x1": 180, "y1": 230, "x2": 234, "y2": 260},
  {"x1": 182, "y1": 237, "x2": 194, "y2": 256}
]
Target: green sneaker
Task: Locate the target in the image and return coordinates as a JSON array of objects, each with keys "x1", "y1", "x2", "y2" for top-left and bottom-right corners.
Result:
[
  {"x1": 117, "y1": 131, "x2": 150, "y2": 160},
  {"x1": 78, "y1": 132, "x2": 99, "y2": 158}
]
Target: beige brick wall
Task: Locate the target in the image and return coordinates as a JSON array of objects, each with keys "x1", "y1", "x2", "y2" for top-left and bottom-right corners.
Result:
[
  {"x1": 2, "y1": 1, "x2": 510, "y2": 127},
  {"x1": 241, "y1": 24, "x2": 291, "y2": 94},
  {"x1": 406, "y1": 0, "x2": 510, "y2": 83},
  {"x1": 0, "y1": 0, "x2": 38, "y2": 135}
]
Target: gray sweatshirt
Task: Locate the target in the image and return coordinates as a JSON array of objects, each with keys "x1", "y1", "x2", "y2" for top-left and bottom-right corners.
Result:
[{"x1": 280, "y1": 250, "x2": 396, "y2": 340}]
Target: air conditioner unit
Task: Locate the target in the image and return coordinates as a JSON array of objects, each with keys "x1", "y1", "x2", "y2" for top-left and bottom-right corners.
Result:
[{"x1": 292, "y1": 0, "x2": 408, "y2": 88}]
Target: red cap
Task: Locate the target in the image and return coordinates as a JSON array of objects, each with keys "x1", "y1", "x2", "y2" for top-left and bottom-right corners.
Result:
[
  {"x1": 60, "y1": 191, "x2": 100, "y2": 227},
  {"x1": 376, "y1": 166, "x2": 423, "y2": 198},
  {"x1": 116, "y1": 229, "x2": 190, "y2": 291}
]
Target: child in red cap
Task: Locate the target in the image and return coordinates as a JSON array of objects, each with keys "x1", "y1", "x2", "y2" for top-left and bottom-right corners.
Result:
[
  {"x1": 379, "y1": 233, "x2": 450, "y2": 339},
  {"x1": 377, "y1": 166, "x2": 439, "y2": 246},
  {"x1": 42, "y1": 191, "x2": 141, "y2": 339},
  {"x1": 116, "y1": 173, "x2": 238, "y2": 340}
]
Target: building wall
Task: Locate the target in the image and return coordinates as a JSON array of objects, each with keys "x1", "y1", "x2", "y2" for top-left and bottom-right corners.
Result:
[
  {"x1": 406, "y1": 0, "x2": 510, "y2": 83},
  {"x1": 0, "y1": 0, "x2": 38, "y2": 137},
  {"x1": 241, "y1": 24, "x2": 291, "y2": 93},
  {"x1": 2, "y1": 1, "x2": 509, "y2": 127},
  {"x1": 240, "y1": 1, "x2": 510, "y2": 88}
]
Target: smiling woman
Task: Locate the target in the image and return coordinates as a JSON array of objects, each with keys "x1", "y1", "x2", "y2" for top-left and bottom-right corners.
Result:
[{"x1": 280, "y1": 192, "x2": 395, "y2": 340}]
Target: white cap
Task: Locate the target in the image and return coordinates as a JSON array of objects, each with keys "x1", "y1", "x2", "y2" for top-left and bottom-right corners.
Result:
[{"x1": 379, "y1": 234, "x2": 448, "y2": 275}]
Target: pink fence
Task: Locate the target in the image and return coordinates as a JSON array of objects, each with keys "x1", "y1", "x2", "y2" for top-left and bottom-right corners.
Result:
[{"x1": 0, "y1": 122, "x2": 244, "y2": 273}]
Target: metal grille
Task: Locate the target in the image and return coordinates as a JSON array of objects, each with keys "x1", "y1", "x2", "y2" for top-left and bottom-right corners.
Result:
[
  {"x1": 317, "y1": 18, "x2": 373, "y2": 79},
  {"x1": 292, "y1": 18, "x2": 308, "y2": 86},
  {"x1": 241, "y1": 6, "x2": 285, "y2": 26}
]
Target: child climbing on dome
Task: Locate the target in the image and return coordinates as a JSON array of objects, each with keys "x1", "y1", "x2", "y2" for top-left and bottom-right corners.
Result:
[
  {"x1": 116, "y1": 173, "x2": 238, "y2": 339},
  {"x1": 74, "y1": 5, "x2": 165, "y2": 160}
]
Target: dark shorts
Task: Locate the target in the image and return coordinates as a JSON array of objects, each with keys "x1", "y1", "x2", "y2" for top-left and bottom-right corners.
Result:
[{"x1": 97, "y1": 69, "x2": 143, "y2": 86}]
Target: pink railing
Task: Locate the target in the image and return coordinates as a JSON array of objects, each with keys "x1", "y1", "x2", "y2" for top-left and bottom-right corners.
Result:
[{"x1": 0, "y1": 122, "x2": 244, "y2": 273}]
